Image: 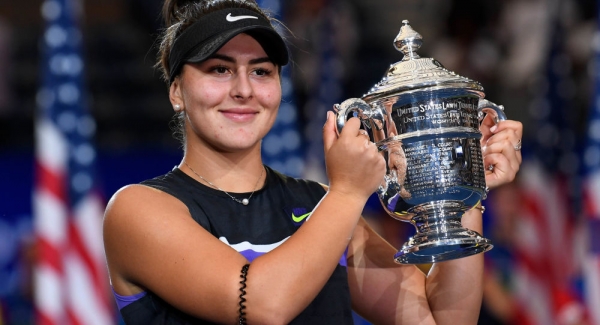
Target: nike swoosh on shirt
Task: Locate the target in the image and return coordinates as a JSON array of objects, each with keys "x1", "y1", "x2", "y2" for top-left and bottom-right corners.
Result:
[
  {"x1": 292, "y1": 212, "x2": 311, "y2": 223},
  {"x1": 226, "y1": 13, "x2": 259, "y2": 22}
]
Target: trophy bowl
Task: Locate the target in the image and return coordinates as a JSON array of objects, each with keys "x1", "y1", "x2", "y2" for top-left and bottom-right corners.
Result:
[{"x1": 335, "y1": 20, "x2": 506, "y2": 264}]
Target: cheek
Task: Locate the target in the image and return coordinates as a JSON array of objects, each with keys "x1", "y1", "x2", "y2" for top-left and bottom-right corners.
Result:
[
  {"x1": 196, "y1": 84, "x2": 224, "y2": 106},
  {"x1": 258, "y1": 86, "x2": 281, "y2": 108}
]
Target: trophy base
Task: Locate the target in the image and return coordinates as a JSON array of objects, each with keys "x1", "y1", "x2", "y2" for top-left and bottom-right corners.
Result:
[{"x1": 394, "y1": 228, "x2": 492, "y2": 264}]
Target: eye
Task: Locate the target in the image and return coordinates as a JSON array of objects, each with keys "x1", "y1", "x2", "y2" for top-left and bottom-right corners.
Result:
[
  {"x1": 212, "y1": 66, "x2": 229, "y2": 74},
  {"x1": 253, "y1": 68, "x2": 273, "y2": 76}
]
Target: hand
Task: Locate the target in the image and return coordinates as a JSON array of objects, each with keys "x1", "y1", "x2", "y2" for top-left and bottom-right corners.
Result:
[
  {"x1": 322, "y1": 111, "x2": 386, "y2": 200},
  {"x1": 480, "y1": 115, "x2": 523, "y2": 190}
]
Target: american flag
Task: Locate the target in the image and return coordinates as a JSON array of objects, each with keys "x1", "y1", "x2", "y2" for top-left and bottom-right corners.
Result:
[
  {"x1": 33, "y1": 0, "x2": 113, "y2": 324},
  {"x1": 581, "y1": 6, "x2": 600, "y2": 324},
  {"x1": 511, "y1": 8, "x2": 588, "y2": 324}
]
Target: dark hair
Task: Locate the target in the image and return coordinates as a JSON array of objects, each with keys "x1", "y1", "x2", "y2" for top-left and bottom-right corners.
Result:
[
  {"x1": 156, "y1": 0, "x2": 282, "y2": 147},
  {"x1": 156, "y1": 0, "x2": 273, "y2": 85}
]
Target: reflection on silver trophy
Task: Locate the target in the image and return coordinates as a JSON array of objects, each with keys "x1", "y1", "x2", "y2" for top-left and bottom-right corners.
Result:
[{"x1": 335, "y1": 20, "x2": 506, "y2": 264}]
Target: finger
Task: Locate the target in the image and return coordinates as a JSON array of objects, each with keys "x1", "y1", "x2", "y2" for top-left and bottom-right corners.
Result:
[
  {"x1": 480, "y1": 113, "x2": 497, "y2": 129},
  {"x1": 513, "y1": 138, "x2": 523, "y2": 152},
  {"x1": 322, "y1": 111, "x2": 337, "y2": 153},
  {"x1": 484, "y1": 124, "x2": 519, "y2": 143},
  {"x1": 483, "y1": 153, "x2": 519, "y2": 189},
  {"x1": 481, "y1": 119, "x2": 523, "y2": 145},
  {"x1": 484, "y1": 149, "x2": 520, "y2": 178},
  {"x1": 489, "y1": 120, "x2": 523, "y2": 140},
  {"x1": 483, "y1": 129, "x2": 522, "y2": 165},
  {"x1": 479, "y1": 113, "x2": 497, "y2": 143},
  {"x1": 358, "y1": 129, "x2": 370, "y2": 147},
  {"x1": 483, "y1": 140, "x2": 521, "y2": 171},
  {"x1": 339, "y1": 117, "x2": 362, "y2": 139}
]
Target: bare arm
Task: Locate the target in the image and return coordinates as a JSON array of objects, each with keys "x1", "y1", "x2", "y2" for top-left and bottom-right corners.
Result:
[
  {"x1": 425, "y1": 208, "x2": 484, "y2": 324},
  {"x1": 104, "y1": 114, "x2": 387, "y2": 324},
  {"x1": 347, "y1": 209, "x2": 484, "y2": 325},
  {"x1": 347, "y1": 217, "x2": 435, "y2": 325}
]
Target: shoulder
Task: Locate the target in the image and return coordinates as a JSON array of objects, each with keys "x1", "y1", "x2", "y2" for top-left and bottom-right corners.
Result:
[
  {"x1": 103, "y1": 182, "x2": 191, "y2": 257},
  {"x1": 103, "y1": 183, "x2": 192, "y2": 290},
  {"x1": 103, "y1": 181, "x2": 225, "y2": 285},
  {"x1": 105, "y1": 169, "x2": 189, "y2": 219},
  {"x1": 105, "y1": 183, "x2": 186, "y2": 221}
]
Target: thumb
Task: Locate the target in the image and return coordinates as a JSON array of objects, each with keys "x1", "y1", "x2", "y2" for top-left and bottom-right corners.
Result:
[{"x1": 322, "y1": 111, "x2": 337, "y2": 153}]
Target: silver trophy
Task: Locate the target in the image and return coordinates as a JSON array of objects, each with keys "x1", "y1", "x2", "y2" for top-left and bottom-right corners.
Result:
[{"x1": 335, "y1": 20, "x2": 506, "y2": 264}]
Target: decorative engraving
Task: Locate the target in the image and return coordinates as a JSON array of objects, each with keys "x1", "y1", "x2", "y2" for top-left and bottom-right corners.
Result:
[
  {"x1": 398, "y1": 137, "x2": 485, "y2": 204},
  {"x1": 392, "y1": 97, "x2": 480, "y2": 134}
]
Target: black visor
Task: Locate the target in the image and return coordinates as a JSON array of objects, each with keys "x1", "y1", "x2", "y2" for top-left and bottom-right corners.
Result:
[{"x1": 168, "y1": 8, "x2": 289, "y2": 84}]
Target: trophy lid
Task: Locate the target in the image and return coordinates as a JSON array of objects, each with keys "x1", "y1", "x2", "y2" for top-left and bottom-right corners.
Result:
[{"x1": 363, "y1": 20, "x2": 484, "y2": 102}]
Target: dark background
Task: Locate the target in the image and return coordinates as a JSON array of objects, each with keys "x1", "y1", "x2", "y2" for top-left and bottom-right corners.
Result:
[
  {"x1": 0, "y1": 0, "x2": 597, "y2": 324},
  {"x1": 1, "y1": 0, "x2": 595, "y2": 153}
]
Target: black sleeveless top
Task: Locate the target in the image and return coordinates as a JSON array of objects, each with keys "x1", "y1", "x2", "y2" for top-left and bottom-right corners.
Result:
[{"x1": 117, "y1": 166, "x2": 354, "y2": 324}]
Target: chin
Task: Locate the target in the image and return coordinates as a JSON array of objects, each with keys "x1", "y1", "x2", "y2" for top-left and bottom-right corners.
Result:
[{"x1": 219, "y1": 140, "x2": 261, "y2": 152}]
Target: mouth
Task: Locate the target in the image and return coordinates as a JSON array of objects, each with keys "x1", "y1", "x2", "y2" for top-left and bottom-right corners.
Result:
[{"x1": 220, "y1": 109, "x2": 258, "y2": 122}]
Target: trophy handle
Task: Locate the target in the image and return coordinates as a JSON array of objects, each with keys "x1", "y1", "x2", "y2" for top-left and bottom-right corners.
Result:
[
  {"x1": 333, "y1": 98, "x2": 384, "y2": 136},
  {"x1": 478, "y1": 99, "x2": 507, "y2": 124},
  {"x1": 333, "y1": 98, "x2": 389, "y2": 194}
]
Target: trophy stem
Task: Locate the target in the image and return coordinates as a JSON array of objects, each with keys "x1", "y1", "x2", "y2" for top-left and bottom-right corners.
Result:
[{"x1": 394, "y1": 202, "x2": 492, "y2": 264}]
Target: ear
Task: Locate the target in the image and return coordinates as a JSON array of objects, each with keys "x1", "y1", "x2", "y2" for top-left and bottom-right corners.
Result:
[{"x1": 169, "y1": 78, "x2": 183, "y2": 106}]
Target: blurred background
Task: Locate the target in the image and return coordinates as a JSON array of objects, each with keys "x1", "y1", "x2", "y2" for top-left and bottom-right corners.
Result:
[{"x1": 1, "y1": 0, "x2": 599, "y2": 324}]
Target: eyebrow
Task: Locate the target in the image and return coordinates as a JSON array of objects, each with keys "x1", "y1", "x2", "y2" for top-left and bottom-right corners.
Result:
[{"x1": 209, "y1": 53, "x2": 274, "y2": 65}]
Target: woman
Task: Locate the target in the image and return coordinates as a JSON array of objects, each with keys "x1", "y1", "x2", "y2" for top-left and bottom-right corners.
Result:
[{"x1": 103, "y1": 0, "x2": 524, "y2": 324}]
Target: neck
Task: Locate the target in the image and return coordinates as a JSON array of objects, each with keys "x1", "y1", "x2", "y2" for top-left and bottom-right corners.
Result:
[{"x1": 180, "y1": 145, "x2": 265, "y2": 193}]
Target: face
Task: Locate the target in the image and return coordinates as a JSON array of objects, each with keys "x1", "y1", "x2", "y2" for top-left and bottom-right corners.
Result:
[{"x1": 170, "y1": 33, "x2": 282, "y2": 153}]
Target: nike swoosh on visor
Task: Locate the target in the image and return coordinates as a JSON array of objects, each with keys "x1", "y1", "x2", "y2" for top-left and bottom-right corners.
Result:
[{"x1": 226, "y1": 13, "x2": 259, "y2": 22}]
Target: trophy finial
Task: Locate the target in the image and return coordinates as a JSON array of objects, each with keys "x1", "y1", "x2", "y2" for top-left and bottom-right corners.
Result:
[{"x1": 394, "y1": 20, "x2": 423, "y2": 61}]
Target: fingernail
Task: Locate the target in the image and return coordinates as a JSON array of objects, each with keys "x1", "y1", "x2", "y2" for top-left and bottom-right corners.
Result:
[
  {"x1": 327, "y1": 111, "x2": 332, "y2": 120},
  {"x1": 490, "y1": 125, "x2": 498, "y2": 133}
]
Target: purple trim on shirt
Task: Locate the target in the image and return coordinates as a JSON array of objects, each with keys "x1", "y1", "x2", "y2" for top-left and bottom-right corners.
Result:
[
  {"x1": 340, "y1": 248, "x2": 348, "y2": 267},
  {"x1": 239, "y1": 249, "x2": 262, "y2": 262},
  {"x1": 112, "y1": 287, "x2": 147, "y2": 310}
]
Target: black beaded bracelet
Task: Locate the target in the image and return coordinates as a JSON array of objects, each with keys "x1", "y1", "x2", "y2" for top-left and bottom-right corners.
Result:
[{"x1": 238, "y1": 264, "x2": 250, "y2": 325}]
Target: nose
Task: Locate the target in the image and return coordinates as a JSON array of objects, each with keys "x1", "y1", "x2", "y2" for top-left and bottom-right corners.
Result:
[{"x1": 230, "y1": 72, "x2": 253, "y2": 100}]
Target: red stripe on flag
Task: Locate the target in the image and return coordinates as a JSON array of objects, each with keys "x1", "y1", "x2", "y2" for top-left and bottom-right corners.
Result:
[
  {"x1": 68, "y1": 217, "x2": 112, "y2": 312},
  {"x1": 66, "y1": 307, "x2": 82, "y2": 325},
  {"x1": 36, "y1": 162, "x2": 67, "y2": 201},
  {"x1": 36, "y1": 309, "x2": 58, "y2": 325},
  {"x1": 520, "y1": 192, "x2": 554, "y2": 278},
  {"x1": 583, "y1": 189, "x2": 596, "y2": 219},
  {"x1": 37, "y1": 236, "x2": 63, "y2": 273}
]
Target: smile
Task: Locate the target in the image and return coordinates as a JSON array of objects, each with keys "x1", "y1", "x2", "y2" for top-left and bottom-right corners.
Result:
[{"x1": 221, "y1": 110, "x2": 258, "y2": 122}]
